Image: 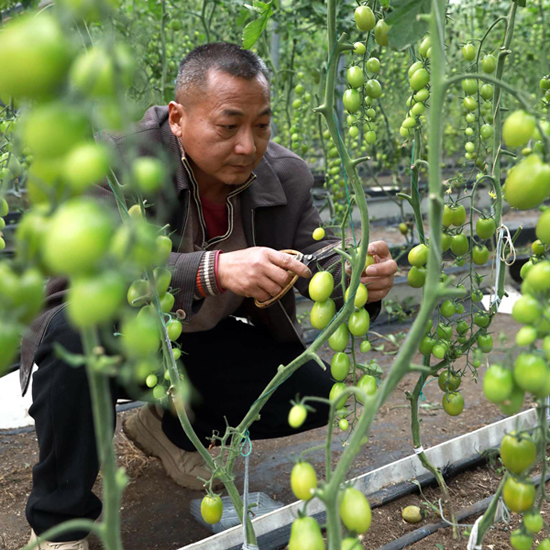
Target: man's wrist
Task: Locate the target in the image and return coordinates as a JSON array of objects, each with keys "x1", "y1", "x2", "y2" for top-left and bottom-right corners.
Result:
[{"x1": 195, "y1": 251, "x2": 226, "y2": 299}]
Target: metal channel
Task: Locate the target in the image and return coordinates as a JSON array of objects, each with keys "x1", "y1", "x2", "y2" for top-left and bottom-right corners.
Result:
[{"x1": 180, "y1": 408, "x2": 537, "y2": 550}]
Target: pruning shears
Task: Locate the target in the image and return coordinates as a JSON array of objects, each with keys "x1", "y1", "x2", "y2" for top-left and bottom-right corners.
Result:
[{"x1": 254, "y1": 242, "x2": 341, "y2": 309}]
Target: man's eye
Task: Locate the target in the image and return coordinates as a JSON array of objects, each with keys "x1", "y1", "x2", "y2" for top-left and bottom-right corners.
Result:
[
  {"x1": 223, "y1": 125, "x2": 237, "y2": 130},
  {"x1": 258, "y1": 124, "x2": 270, "y2": 129}
]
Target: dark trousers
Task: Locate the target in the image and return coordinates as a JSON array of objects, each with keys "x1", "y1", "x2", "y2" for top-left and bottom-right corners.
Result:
[{"x1": 26, "y1": 308, "x2": 332, "y2": 541}]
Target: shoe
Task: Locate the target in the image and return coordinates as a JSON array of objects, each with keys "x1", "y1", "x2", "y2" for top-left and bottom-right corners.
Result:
[
  {"x1": 122, "y1": 404, "x2": 222, "y2": 490},
  {"x1": 26, "y1": 529, "x2": 89, "y2": 549}
]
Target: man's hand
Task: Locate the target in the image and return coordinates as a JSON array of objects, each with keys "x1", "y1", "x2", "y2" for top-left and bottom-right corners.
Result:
[
  {"x1": 346, "y1": 241, "x2": 398, "y2": 302},
  {"x1": 217, "y1": 247, "x2": 312, "y2": 302}
]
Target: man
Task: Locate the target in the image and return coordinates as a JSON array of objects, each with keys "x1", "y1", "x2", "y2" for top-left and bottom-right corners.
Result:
[{"x1": 20, "y1": 43, "x2": 397, "y2": 548}]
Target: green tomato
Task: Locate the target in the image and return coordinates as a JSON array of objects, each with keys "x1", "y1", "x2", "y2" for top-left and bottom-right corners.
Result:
[
  {"x1": 288, "y1": 404, "x2": 307, "y2": 428},
  {"x1": 291, "y1": 462, "x2": 317, "y2": 501},
  {"x1": 481, "y1": 54, "x2": 497, "y2": 73},
  {"x1": 472, "y1": 245, "x2": 489, "y2": 265},
  {"x1": 167, "y1": 319, "x2": 182, "y2": 341},
  {"x1": 524, "y1": 511, "x2": 544, "y2": 534},
  {"x1": 360, "y1": 340, "x2": 371, "y2": 353},
  {"x1": 510, "y1": 530, "x2": 533, "y2": 550},
  {"x1": 122, "y1": 311, "x2": 160, "y2": 358},
  {"x1": 357, "y1": 374, "x2": 377, "y2": 404},
  {"x1": 408, "y1": 61, "x2": 423, "y2": 78},
  {"x1": 345, "y1": 283, "x2": 368, "y2": 308},
  {"x1": 419, "y1": 336, "x2": 435, "y2": 356},
  {"x1": 440, "y1": 300, "x2": 456, "y2": 318},
  {"x1": 354, "y1": 42, "x2": 367, "y2": 55},
  {"x1": 477, "y1": 333, "x2": 493, "y2": 353},
  {"x1": 503, "y1": 110, "x2": 536, "y2": 148},
  {"x1": 512, "y1": 295, "x2": 541, "y2": 324},
  {"x1": 414, "y1": 88, "x2": 430, "y2": 102},
  {"x1": 366, "y1": 57, "x2": 381, "y2": 73},
  {"x1": 44, "y1": 199, "x2": 113, "y2": 276},
  {"x1": 506, "y1": 154, "x2": 550, "y2": 210},
  {"x1": 462, "y1": 43, "x2": 476, "y2": 61},
  {"x1": 0, "y1": 13, "x2": 73, "y2": 99},
  {"x1": 408, "y1": 243, "x2": 429, "y2": 267},
  {"x1": 407, "y1": 266, "x2": 426, "y2": 288},
  {"x1": 419, "y1": 36, "x2": 431, "y2": 57},
  {"x1": 480, "y1": 84, "x2": 493, "y2": 101},
  {"x1": 329, "y1": 323, "x2": 349, "y2": 352},
  {"x1": 348, "y1": 308, "x2": 370, "y2": 337},
  {"x1": 354, "y1": 5, "x2": 376, "y2": 31},
  {"x1": 483, "y1": 365, "x2": 514, "y2": 403},
  {"x1": 462, "y1": 78, "x2": 478, "y2": 96},
  {"x1": 67, "y1": 271, "x2": 125, "y2": 329},
  {"x1": 309, "y1": 271, "x2": 334, "y2": 302},
  {"x1": 339, "y1": 487, "x2": 372, "y2": 534},
  {"x1": 450, "y1": 234, "x2": 469, "y2": 256},
  {"x1": 476, "y1": 217, "x2": 496, "y2": 240},
  {"x1": 499, "y1": 386, "x2": 525, "y2": 416},
  {"x1": 365, "y1": 79, "x2": 382, "y2": 99},
  {"x1": 374, "y1": 19, "x2": 389, "y2": 47},
  {"x1": 330, "y1": 382, "x2": 348, "y2": 409},
  {"x1": 514, "y1": 353, "x2": 549, "y2": 393},
  {"x1": 288, "y1": 517, "x2": 324, "y2": 550},
  {"x1": 410, "y1": 68, "x2": 429, "y2": 91},
  {"x1": 442, "y1": 391, "x2": 464, "y2": 416},
  {"x1": 310, "y1": 299, "x2": 336, "y2": 330},
  {"x1": 463, "y1": 96, "x2": 478, "y2": 112},
  {"x1": 442, "y1": 205, "x2": 453, "y2": 228},
  {"x1": 451, "y1": 204, "x2": 467, "y2": 226},
  {"x1": 347, "y1": 66, "x2": 365, "y2": 89},
  {"x1": 503, "y1": 478, "x2": 536, "y2": 513},
  {"x1": 201, "y1": 495, "x2": 223, "y2": 525},
  {"x1": 331, "y1": 352, "x2": 350, "y2": 381},
  {"x1": 501, "y1": 432, "x2": 537, "y2": 475},
  {"x1": 132, "y1": 157, "x2": 166, "y2": 195},
  {"x1": 343, "y1": 89, "x2": 362, "y2": 113},
  {"x1": 480, "y1": 124, "x2": 493, "y2": 140}
]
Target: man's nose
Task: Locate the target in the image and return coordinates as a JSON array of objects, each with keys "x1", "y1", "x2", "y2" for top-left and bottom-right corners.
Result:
[{"x1": 235, "y1": 128, "x2": 257, "y2": 157}]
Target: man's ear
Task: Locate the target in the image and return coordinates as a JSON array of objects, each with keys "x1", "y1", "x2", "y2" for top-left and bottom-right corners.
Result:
[{"x1": 168, "y1": 101, "x2": 186, "y2": 138}]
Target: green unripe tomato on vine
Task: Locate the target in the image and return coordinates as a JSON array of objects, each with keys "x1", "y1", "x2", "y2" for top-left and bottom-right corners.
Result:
[
  {"x1": 465, "y1": 112, "x2": 476, "y2": 123},
  {"x1": 463, "y1": 97, "x2": 478, "y2": 112},
  {"x1": 480, "y1": 124, "x2": 493, "y2": 140},
  {"x1": 481, "y1": 54, "x2": 497, "y2": 73},
  {"x1": 354, "y1": 42, "x2": 366, "y2": 55},
  {"x1": 462, "y1": 43, "x2": 476, "y2": 61},
  {"x1": 343, "y1": 89, "x2": 362, "y2": 113},
  {"x1": 462, "y1": 78, "x2": 478, "y2": 95},
  {"x1": 366, "y1": 57, "x2": 381, "y2": 73},
  {"x1": 366, "y1": 130, "x2": 376, "y2": 144},
  {"x1": 480, "y1": 84, "x2": 493, "y2": 101},
  {"x1": 409, "y1": 68, "x2": 429, "y2": 91},
  {"x1": 411, "y1": 102, "x2": 425, "y2": 116},
  {"x1": 502, "y1": 110, "x2": 536, "y2": 148},
  {"x1": 408, "y1": 61, "x2": 423, "y2": 78},
  {"x1": 374, "y1": 19, "x2": 389, "y2": 47},
  {"x1": 354, "y1": 5, "x2": 376, "y2": 31},
  {"x1": 419, "y1": 36, "x2": 431, "y2": 58},
  {"x1": 347, "y1": 66, "x2": 365, "y2": 89},
  {"x1": 414, "y1": 88, "x2": 429, "y2": 102},
  {"x1": 365, "y1": 79, "x2": 382, "y2": 98}
]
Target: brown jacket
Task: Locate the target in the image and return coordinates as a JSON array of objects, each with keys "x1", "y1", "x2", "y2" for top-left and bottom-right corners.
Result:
[{"x1": 19, "y1": 105, "x2": 380, "y2": 396}]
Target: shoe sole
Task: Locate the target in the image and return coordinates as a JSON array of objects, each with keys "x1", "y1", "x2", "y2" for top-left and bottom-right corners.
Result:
[{"x1": 122, "y1": 412, "x2": 215, "y2": 491}]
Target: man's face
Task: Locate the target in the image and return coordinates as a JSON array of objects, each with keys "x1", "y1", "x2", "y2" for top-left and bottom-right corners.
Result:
[{"x1": 169, "y1": 69, "x2": 271, "y2": 187}]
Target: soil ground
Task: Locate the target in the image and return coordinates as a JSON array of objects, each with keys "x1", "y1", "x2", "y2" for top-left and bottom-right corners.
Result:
[{"x1": 0, "y1": 309, "x2": 532, "y2": 550}]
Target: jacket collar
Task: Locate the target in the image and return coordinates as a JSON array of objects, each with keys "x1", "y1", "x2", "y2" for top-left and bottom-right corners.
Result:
[{"x1": 156, "y1": 105, "x2": 288, "y2": 210}]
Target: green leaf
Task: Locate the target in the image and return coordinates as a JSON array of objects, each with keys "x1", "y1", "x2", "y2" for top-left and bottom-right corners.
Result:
[
  {"x1": 242, "y1": 1, "x2": 274, "y2": 49},
  {"x1": 379, "y1": 0, "x2": 390, "y2": 6},
  {"x1": 386, "y1": 0, "x2": 431, "y2": 51},
  {"x1": 147, "y1": 0, "x2": 162, "y2": 17}
]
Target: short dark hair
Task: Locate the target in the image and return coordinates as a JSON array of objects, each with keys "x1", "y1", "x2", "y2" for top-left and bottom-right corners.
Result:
[{"x1": 175, "y1": 42, "x2": 269, "y2": 103}]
